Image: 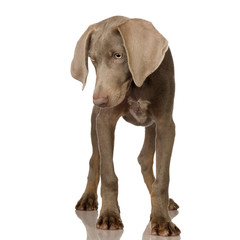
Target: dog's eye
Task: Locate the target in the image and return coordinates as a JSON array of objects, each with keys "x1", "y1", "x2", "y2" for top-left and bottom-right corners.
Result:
[{"x1": 114, "y1": 53, "x2": 122, "y2": 59}]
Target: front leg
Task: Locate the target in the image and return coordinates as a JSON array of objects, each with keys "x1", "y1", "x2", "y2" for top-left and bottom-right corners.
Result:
[
  {"x1": 96, "y1": 107, "x2": 123, "y2": 230},
  {"x1": 76, "y1": 106, "x2": 100, "y2": 211},
  {"x1": 151, "y1": 119, "x2": 181, "y2": 236}
]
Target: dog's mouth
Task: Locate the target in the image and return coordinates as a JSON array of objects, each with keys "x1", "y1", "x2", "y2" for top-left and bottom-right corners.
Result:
[{"x1": 99, "y1": 79, "x2": 132, "y2": 109}]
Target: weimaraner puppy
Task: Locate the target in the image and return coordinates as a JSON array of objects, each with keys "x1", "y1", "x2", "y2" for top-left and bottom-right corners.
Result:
[{"x1": 71, "y1": 16, "x2": 180, "y2": 236}]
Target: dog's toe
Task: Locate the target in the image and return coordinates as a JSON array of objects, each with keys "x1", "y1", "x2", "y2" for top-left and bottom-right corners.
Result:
[
  {"x1": 96, "y1": 212, "x2": 123, "y2": 230},
  {"x1": 151, "y1": 221, "x2": 181, "y2": 236},
  {"x1": 168, "y1": 198, "x2": 179, "y2": 211},
  {"x1": 75, "y1": 193, "x2": 98, "y2": 211}
]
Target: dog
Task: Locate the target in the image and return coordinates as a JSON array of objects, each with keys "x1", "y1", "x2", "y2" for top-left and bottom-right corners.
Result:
[{"x1": 71, "y1": 16, "x2": 180, "y2": 236}]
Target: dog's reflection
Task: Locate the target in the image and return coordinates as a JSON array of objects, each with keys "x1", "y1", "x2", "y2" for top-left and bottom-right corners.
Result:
[
  {"x1": 76, "y1": 210, "x2": 123, "y2": 240},
  {"x1": 76, "y1": 210, "x2": 180, "y2": 240}
]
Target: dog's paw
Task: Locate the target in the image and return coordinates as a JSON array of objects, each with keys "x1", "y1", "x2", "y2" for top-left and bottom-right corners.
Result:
[
  {"x1": 151, "y1": 220, "x2": 181, "y2": 236},
  {"x1": 96, "y1": 212, "x2": 123, "y2": 230},
  {"x1": 75, "y1": 193, "x2": 98, "y2": 211},
  {"x1": 168, "y1": 198, "x2": 179, "y2": 211}
]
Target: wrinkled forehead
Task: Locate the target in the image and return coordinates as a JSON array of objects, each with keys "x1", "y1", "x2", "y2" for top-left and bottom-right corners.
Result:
[{"x1": 89, "y1": 28, "x2": 125, "y2": 56}]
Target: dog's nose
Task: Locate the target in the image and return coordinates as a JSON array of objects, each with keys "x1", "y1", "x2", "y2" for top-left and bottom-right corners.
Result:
[{"x1": 93, "y1": 95, "x2": 109, "y2": 107}]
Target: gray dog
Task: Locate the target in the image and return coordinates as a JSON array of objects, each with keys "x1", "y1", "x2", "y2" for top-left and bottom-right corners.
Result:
[{"x1": 71, "y1": 16, "x2": 180, "y2": 236}]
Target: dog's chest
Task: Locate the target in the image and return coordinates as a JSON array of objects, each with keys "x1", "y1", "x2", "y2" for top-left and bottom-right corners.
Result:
[{"x1": 125, "y1": 97, "x2": 153, "y2": 126}]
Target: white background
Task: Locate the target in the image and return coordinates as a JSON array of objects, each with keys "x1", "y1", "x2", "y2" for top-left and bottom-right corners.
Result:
[{"x1": 0, "y1": 0, "x2": 240, "y2": 239}]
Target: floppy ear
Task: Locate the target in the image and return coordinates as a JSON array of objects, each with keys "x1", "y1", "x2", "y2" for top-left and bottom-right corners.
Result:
[
  {"x1": 118, "y1": 19, "x2": 168, "y2": 87},
  {"x1": 71, "y1": 26, "x2": 93, "y2": 90}
]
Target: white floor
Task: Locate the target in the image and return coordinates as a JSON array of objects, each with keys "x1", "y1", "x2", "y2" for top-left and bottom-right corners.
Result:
[{"x1": 76, "y1": 209, "x2": 180, "y2": 240}]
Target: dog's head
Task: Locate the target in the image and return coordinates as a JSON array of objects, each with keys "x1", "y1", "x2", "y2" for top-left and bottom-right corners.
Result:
[{"x1": 71, "y1": 16, "x2": 168, "y2": 108}]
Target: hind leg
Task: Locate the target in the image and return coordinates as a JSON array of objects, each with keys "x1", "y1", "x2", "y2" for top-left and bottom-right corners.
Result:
[
  {"x1": 138, "y1": 123, "x2": 179, "y2": 211},
  {"x1": 138, "y1": 123, "x2": 156, "y2": 193}
]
